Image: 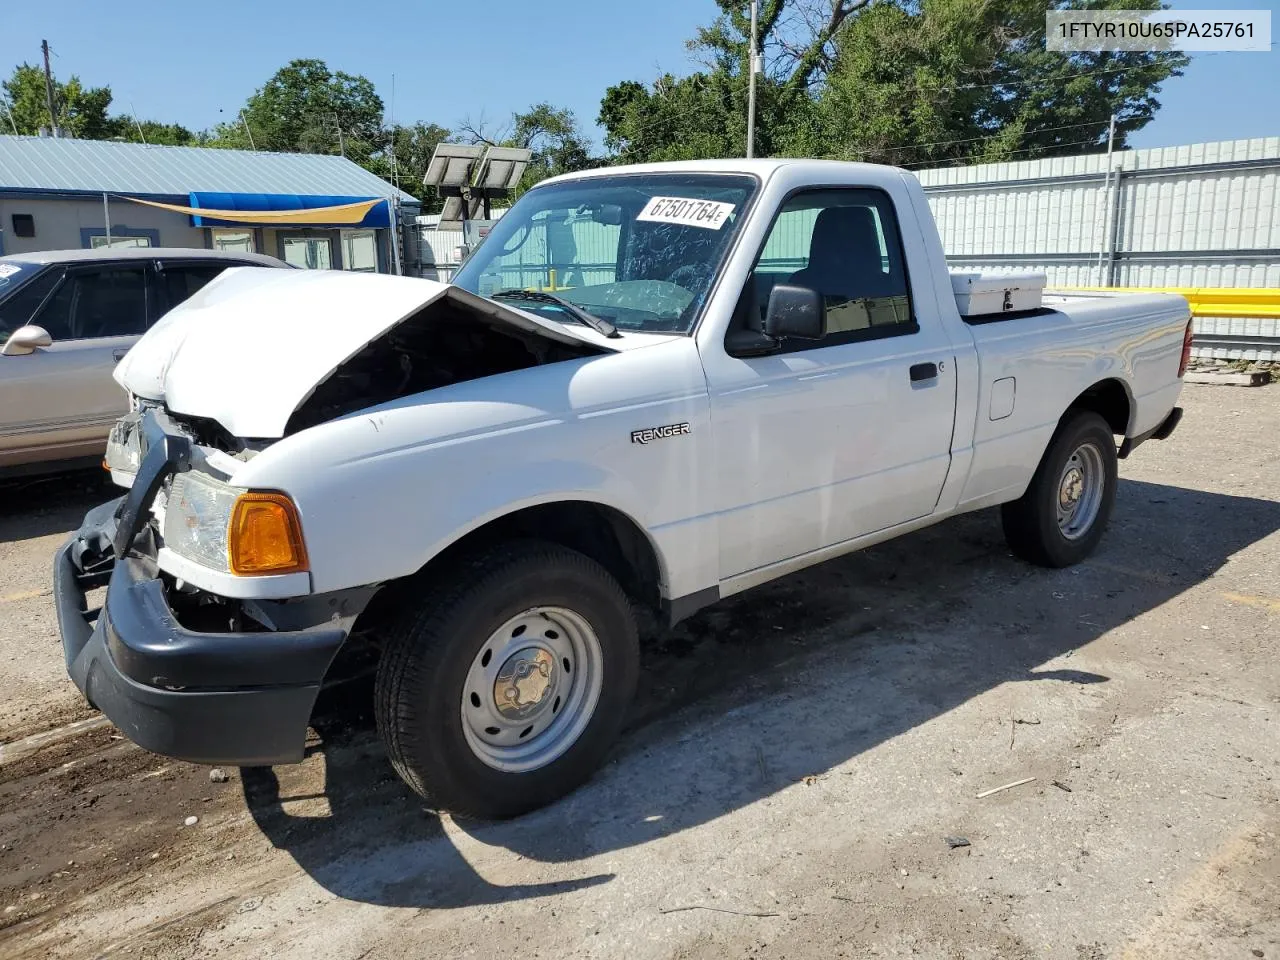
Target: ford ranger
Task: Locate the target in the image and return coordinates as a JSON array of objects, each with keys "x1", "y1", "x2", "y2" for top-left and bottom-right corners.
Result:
[{"x1": 52, "y1": 160, "x2": 1189, "y2": 818}]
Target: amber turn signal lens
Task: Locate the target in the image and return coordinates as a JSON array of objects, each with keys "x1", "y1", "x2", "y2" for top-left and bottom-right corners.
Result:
[{"x1": 228, "y1": 492, "x2": 308, "y2": 576}]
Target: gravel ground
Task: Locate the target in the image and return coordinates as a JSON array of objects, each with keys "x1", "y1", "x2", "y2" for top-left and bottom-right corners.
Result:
[{"x1": 1, "y1": 382, "x2": 1277, "y2": 959}]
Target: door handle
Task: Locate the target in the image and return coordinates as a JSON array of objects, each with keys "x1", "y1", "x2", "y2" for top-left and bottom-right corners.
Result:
[
  {"x1": 909, "y1": 362, "x2": 938, "y2": 383},
  {"x1": 112, "y1": 348, "x2": 129, "y2": 363}
]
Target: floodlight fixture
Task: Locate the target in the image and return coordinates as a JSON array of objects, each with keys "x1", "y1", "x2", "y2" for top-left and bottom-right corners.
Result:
[{"x1": 424, "y1": 143, "x2": 486, "y2": 188}]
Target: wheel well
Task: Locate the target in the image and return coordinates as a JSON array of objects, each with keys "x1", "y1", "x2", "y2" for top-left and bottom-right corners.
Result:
[
  {"x1": 1068, "y1": 378, "x2": 1131, "y2": 435},
  {"x1": 412, "y1": 502, "x2": 663, "y2": 614}
]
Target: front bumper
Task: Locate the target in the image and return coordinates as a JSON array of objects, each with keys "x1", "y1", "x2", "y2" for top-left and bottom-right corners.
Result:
[{"x1": 52, "y1": 411, "x2": 361, "y2": 766}]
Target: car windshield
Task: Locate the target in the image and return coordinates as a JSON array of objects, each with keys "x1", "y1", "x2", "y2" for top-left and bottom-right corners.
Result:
[
  {"x1": 0, "y1": 261, "x2": 51, "y2": 340},
  {"x1": 451, "y1": 173, "x2": 758, "y2": 335}
]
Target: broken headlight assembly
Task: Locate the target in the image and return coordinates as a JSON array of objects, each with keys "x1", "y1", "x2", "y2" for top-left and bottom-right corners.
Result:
[{"x1": 163, "y1": 472, "x2": 308, "y2": 576}]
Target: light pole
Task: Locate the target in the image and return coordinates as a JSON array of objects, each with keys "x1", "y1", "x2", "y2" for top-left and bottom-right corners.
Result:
[{"x1": 746, "y1": 0, "x2": 758, "y2": 158}]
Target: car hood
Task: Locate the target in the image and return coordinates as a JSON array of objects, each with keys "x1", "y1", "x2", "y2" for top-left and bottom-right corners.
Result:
[{"x1": 115, "y1": 267, "x2": 617, "y2": 438}]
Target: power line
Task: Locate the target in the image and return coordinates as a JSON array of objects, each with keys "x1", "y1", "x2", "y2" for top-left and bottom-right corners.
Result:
[
  {"x1": 899, "y1": 137, "x2": 1104, "y2": 169},
  {"x1": 871, "y1": 119, "x2": 1110, "y2": 156}
]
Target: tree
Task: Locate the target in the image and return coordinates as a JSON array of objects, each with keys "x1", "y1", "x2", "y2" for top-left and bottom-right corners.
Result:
[
  {"x1": 111, "y1": 119, "x2": 197, "y2": 146},
  {"x1": 812, "y1": 0, "x2": 1188, "y2": 167},
  {"x1": 598, "y1": 72, "x2": 766, "y2": 162},
  {"x1": 689, "y1": 0, "x2": 871, "y2": 95},
  {"x1": 598, "y1": 0, "x2": 1186, "y2": 167},
  {"x1": 597, "y1": 1, "x2": 832, "y2": 164},
  {"x1": 211, "y1": 58, "x2": 385, "y2": 158},
  {"x1": 1, "y1": 63, "x2": 114, "y2": 138},
  {"x1": 362, "y1": 121, "x2": 450, "y2": 206}
]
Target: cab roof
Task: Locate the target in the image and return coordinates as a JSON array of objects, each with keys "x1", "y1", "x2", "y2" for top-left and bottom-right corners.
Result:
[{"x1": 539, "y1": 158, "x2": 912, "y2": 188}]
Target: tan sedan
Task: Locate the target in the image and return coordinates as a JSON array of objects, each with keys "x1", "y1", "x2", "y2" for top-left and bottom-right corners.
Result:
[{"x1": 0, "y1": 247, "x2": 287, "y2": 477}]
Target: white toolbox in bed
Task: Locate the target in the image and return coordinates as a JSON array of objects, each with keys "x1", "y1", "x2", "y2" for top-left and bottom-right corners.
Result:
[{"x1": 949, "y1": 270, "x2": 1047, "y2": 317}]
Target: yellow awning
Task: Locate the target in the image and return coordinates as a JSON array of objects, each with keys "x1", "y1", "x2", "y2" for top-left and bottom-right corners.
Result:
[{"x1": 125, "y1": 196, "x2": 383, "y2": 225}]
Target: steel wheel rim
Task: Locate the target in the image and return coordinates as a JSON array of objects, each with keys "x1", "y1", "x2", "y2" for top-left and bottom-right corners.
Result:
[
  {"x1": 460, "y1": 606, "x2": 604, "y2": 773},
  {"x1": 1056, "y1": 441, "x2": 1105, "y2": 540}
]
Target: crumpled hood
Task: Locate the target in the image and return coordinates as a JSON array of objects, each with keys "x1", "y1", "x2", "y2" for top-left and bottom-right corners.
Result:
[{"x1": 115, "y1": 267, "x2": 615, "y2": 438}]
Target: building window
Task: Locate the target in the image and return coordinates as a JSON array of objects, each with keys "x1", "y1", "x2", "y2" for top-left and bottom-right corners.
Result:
[
  {"x1": 280, "y1": 236, "x2": 333, "y2": 270},
  {"x1": 341, "y1": 230, "x2": 378, "y2": 272},
  {"x1": 89, "y1": 235, "x2": 153, "y2": 249},
  {"x1": 212, "y1": 229, "x2": 256, "y2": 253},
  {"x1": 80, "y1": 225, "x2": 160, "y2": 249},
  {"x1": 11, "y1": 214, "x2": 35, "y2": 238}
]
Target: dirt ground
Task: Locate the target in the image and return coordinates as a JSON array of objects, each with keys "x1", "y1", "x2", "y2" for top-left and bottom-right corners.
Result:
[{"x1": 1, "y1": 382, "x2": 1277, "y2": 960}]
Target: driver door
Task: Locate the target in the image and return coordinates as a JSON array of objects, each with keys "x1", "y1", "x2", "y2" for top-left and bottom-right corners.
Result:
[{"x1": 703, "y1": 188, "x2": 957, "y2": 580}]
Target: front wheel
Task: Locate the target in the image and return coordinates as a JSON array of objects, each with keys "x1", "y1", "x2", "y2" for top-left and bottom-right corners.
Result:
[
  {"x1": 374, "y1": 541, "x2": 639, "y2": 819},
  {"x1": 1001, "y1": 410, "x2": 1118, "y2": 568}
]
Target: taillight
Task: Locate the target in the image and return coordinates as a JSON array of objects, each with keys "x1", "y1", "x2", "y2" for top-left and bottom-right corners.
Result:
[{"x1": 1178, "y1": 320, "x2": 1193, "y2": 377}]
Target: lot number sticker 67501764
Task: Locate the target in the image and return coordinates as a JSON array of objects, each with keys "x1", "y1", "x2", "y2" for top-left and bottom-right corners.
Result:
[{"x1": 637, "y1": 196, "x2": 736, "y2": 230}]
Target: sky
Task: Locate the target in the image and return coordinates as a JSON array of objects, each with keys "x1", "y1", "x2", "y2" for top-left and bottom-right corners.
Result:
[{"x1": 1, "y1": 0, "x2": 1277, "y2": 156}]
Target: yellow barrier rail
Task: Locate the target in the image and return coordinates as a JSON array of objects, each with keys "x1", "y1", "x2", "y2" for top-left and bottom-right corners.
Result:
[{"x1": 1065, "y1": 286, "x2": 1280, "y2": 319}]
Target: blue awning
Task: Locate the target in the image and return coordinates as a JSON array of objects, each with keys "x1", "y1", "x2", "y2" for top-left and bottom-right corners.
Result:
[{"x1": 187, "y1": 192, "x2": 392, "y2": 228}]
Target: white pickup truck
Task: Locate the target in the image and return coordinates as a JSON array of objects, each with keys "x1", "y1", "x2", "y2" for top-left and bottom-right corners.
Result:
[{"x1": 54, "y1": 159, "x2": 1189, "y2": 818}]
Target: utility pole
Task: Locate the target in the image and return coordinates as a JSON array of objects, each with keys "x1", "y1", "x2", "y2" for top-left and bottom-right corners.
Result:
[
  {"x1": 1094, "y1": 113, "x2": 1118, "y2": 285},
  {"x1": 239, "y1": 110, "x2": 256, "y2": 150},
  {"x1": 130, "y1": 103, "x2": 147, "y2": 144},
  {"x1": 0, "y1": 95, "x2": 18, "y2": 135},
  {"x1": 746, "y1": 0, "x2": 758, "y2": 158},
  {"x1": 41, "y1": 40, "x2": 59, "y2": 136}
]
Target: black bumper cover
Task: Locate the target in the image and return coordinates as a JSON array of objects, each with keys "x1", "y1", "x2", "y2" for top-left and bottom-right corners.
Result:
[
  {"x1": 54, "y1": 486, "x2": 351, "y2": 768},
  {"x1": 1118, "y1": 405, "x2": 1183, "y2": 459}
]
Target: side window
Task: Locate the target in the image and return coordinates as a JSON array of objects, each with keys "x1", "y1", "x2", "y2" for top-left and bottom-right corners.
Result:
[
  {"x1": 159, "y1": 264, "x2": 229, "y2": 312},
  {"x1": 33, "y1": 267, "x2": 148, "y2": 340},
  {"x1": 0, "y1": 269, "x2": 61, "y2": 340},
  {"x1": 754, "y1": 188, "x2": 914, "y2": 344},
  {"x1": 341, "y1": 230, "x2": 379, "y2": 272}
]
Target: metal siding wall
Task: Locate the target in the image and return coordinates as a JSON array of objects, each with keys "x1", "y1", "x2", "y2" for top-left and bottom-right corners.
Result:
[{"x1": 919, "y1": 137, "x2": 1280, "y2": 360}]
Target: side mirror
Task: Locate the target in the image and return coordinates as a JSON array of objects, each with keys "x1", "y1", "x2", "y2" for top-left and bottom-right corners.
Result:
[
  {"x1": 2, "y1": 324, "x2": 53, "y2": 356},
  {"x1": 764, "y1": 285, "x2": 825, "y2": 341}
]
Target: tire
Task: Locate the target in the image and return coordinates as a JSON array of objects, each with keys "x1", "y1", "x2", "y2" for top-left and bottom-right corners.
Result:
[
  {"x1": 1001, "y1": 410, "x2": 1118, "y2": 568},
  {"x1": 374, "y1": 540, "x2": 639, "y2": 819}
]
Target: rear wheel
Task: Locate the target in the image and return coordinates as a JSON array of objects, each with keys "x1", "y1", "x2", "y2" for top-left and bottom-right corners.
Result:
[
  {"x1": 374, "y1": 540, "x2": 639, "y2": 819},
  {"x1": 1001, "y1": 411, "x2": 1118, "y2": 568}
]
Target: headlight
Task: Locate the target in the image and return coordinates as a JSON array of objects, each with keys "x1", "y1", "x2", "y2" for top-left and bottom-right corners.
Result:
[
  {"x1": 164, "y1": 472, "x2": 239, "y2": 572},
  {"x1": 105, "y1": 414, "x2": 145, "y2": 485},
  {"x1": 163, "y1": 472, "x2": 308, "y2": 576}
]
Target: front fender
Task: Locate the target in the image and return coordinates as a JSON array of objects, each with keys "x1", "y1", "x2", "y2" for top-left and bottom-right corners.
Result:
[{"x1": 234, "y1": 342, "x2": 716, "y2": 598}]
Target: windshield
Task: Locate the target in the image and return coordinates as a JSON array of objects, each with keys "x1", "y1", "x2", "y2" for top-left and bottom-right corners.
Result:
[
  {"x1": 451, "y1": 173, "x2": 757, "y2": 335},
  {"x1": 0, "y1": 261, "x2": 53, "y2": 341}
]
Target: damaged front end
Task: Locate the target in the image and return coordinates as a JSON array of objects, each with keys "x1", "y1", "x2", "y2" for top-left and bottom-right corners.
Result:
[
  {"x1": 285, "y1": 290, "x2": 606, "y2": 435},
  {"x1": 57, "y1": 271, "x2": 616, "y2": 766},
  {"x1": 54, "y1": 406, "x2": 379, "y2": 766},
  {"x1": 116, "y1": 269, "x2": 615, "y2": 442}
]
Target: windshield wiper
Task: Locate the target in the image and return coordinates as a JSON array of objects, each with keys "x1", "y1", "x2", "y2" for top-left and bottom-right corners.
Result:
[{"x1": 491, "y1": 289, "x2": 620, "y2": 339}]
